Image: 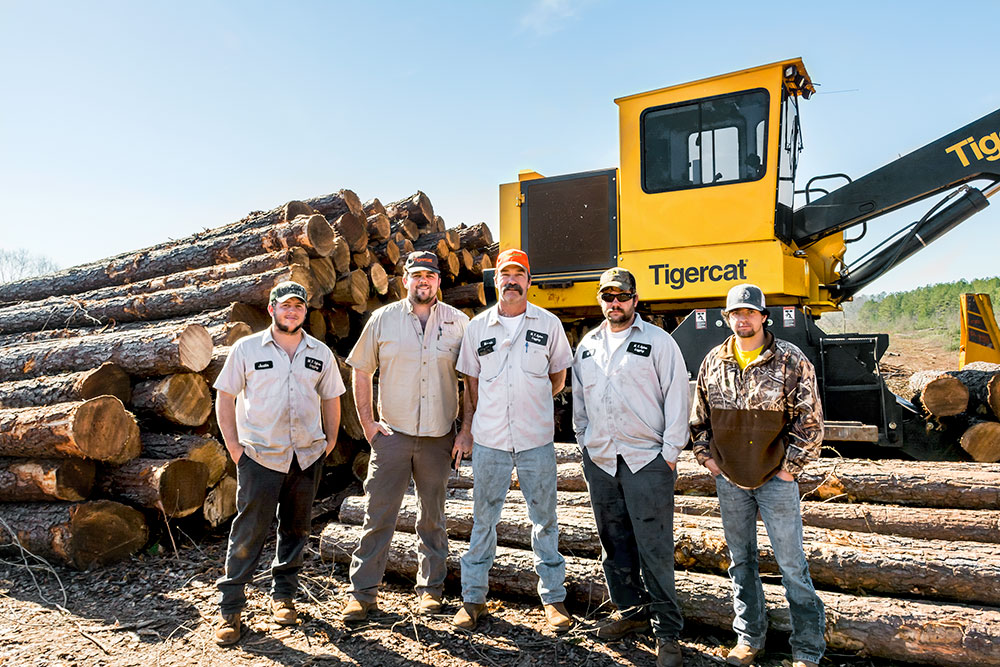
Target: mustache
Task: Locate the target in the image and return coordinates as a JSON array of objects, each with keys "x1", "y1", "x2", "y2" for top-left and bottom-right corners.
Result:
[{"x1": 502, "y1": 284, "x2": 523, "y2": 294}]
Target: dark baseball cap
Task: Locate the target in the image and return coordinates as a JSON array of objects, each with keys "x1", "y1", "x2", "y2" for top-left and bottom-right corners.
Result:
[
  {"x1": 724, "y1": 283, "x2": 767, "y2": 315},
  {"x1": 404, "y1": 251, "x2": 440, "y2": 274},
  {"x1": 269, "y1": 281, "x2": 308, "y2": 304},
  {"x1": 598, "y1": 267, "x2": 636, "y2": 293}
]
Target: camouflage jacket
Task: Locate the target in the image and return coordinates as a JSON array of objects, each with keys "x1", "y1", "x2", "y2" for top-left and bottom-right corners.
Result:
[{"x1": 690, "y1": 332, "x2": 823, "y2": 487}]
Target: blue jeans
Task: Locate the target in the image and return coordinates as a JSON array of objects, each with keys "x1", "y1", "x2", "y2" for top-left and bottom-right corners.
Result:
[
  {"x1": 460, "y1": 443, "x2": 566, "y2": 605},
  {"x1": 715, "y1": 474, "x2": 826, "y2": 664}
]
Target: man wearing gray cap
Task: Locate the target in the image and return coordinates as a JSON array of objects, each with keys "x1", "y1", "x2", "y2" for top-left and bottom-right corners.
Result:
[
  {"x1": 341, "y1": 251, "x2": 471, "y2": 622},
  {"x1": 213, "y1": 280, "x2": 345, "y2": 645},
  {"x1": 690, "y1": 283, "x2": 825, "y2": 667},
  {"x1": 572, "y1": 267, "x2": 689, "y2": 667}
]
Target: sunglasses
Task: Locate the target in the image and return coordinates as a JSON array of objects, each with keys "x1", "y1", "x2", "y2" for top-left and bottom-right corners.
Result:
[{"x1": 600, "y1": 292, "x2": 635, "y2": 303}]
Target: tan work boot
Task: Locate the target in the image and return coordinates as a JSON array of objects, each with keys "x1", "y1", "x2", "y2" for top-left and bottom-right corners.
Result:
[
  {"x1": 594, "y1": 611, "x2": 651, "y2": 641},
  {"x1": 791, "y1": 662, "x2": 818, "y2": 667},
  {"x1": 726, "y1": 643, "x2": 763, "y2": 666},
  {"x1": 272, "y1": 598, "x2": 297, "y2": 625},
  {"x1": 657, "y1": 639, "x2": 684, "y2": 667},
  {"x1": 341, "y1": 596, "x2": 376, "y2": 623},
  {"x1": 543, "y1": 602, "x2": 574, "y2": 633},
  {"x1": 417, "y1": 593, "x2": 443, "y2": 615},
  {"x1": 214, "y1": 612, "x2": 242, "y2": 646},
  {"x1": 452, "y1": 602, "x2": 486, "y2": 630}
]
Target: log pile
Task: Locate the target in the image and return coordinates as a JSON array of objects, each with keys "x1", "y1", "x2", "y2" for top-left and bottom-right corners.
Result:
[
  {"x1": 0, "y1": 187, "x2": 496, "y2": 569},
  {"x1": 908, "y1": 362, "x2": 1000, "y2": 462}
]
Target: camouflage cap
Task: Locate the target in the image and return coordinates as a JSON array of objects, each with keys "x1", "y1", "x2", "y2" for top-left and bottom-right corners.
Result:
[
  {"x1": 598, "y1": 267, "x2": 636, "y2": 293},
  {"x1": 269, "y1": 280, "x2": 308, "y2": 304}
]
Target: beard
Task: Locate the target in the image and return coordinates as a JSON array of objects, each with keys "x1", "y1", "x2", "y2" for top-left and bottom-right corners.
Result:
[
  {"x1": 274, "y1": 319, "x2": 303, "y2": 335},
  {"x1": 605, "y1": 308, "x2": 632, "y2": 324},
  {"x1": 735, "y1": 326, "x2": 757, "y2": 338},
  {"x1": 409, "y1": 289, "x2": 436, "y2": 305}
]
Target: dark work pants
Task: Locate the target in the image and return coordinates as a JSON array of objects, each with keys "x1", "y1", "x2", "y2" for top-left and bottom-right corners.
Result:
[
  {"x1": 581, "y1": 449, "x2": 683, "y2": 641},
  {"x1": 218, "y1": 453, "x2": 324, "y2": 615}
]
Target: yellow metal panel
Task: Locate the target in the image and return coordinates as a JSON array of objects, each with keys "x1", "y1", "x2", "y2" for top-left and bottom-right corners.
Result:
[
  {"x1": 498, "y1": 181, "x2": 522, "y2": 251},
  {"x1": 527, "y1": 280, "x2": 601, "y2": 310},
  {"x1": 959, "y1": 293, "x2": 1000, "y2": 367}
]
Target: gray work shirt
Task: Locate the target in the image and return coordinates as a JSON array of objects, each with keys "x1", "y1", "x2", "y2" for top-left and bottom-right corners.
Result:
[
  {"x1": 214, "y1": 328, "x2": 345, "y2": 473},
  {"x1": 347, "y1": 298, "x2": 469, "y2": 437},
  {"x1": 572, "y1": 314, "x2": 691, "y2": 475},
  {"x1": 457, "y1": 302, "x2": 572, "y2": 452}
]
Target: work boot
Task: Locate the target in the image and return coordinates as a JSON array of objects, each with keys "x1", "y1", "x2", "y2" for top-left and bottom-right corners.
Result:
[
  {"x1": 452, "y1": 602, "x2": 486, "y2": 630},
  {"x1": 594, "y1": 611, "x2": 651, "y2": 641},
  {"x1": 791, "y1": 662, "x2": 819, "y2": 667},
  {"x1": 726, "y1": 643, "x2": 763, "y2": 665},
  {"x1": 543, "y1": 602, "x2": 574, "y2": 633},
  {"x1": 214, "y1": 612, "x2": 242, "y2": 646},
  {"x1": 417, "y1": 593, "x2": 443, "y2": 615},
  {"x1": 271, "y1": 598, "x2": 297, "y2": 625},
  {"x1": 341, "y1": 596, "x2": 376, "y2": 623},
  {"x1": 657, "y1": 639, "x2": 684, "y2": 667}
]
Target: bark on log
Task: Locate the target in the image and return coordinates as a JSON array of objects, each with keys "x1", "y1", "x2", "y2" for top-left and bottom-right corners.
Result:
[
  {"x1": 909, "y1": 370, "x2": 970, "y2": 417},
  {"x1": 366, "y1": 213, "x2": 391, "y2": 241},
  {"x1": 318, "y1": 522, "x2": 1000, "y2": 667},
  {"x1": 99, "y1": 457, "x2": 208, "y2": 518},
  {"x1": 197, "y1": 189, "x2": 363, "y2": 242},
  {"x1": 456, "y1": 248, "x2": 474, "y2": 273},
  {"x1": 332, "y1": 212, "x2": 369, "y2": 253},
  {"x1": 430, "y1": 215, "x2": 446, "y2": 233},
  {"x1": 384, "y1": 276, "x2": 405, "y2": 302},
  {"x1": 368, "y1": 263, "x2": 389, "y2": 296},
  {"x1": 959, "y1": 419, "x2": 1000, "y2": 462},
  {"x1": 475, "y1": 253, "x2": 493, "y2": 271},
  {"x1": 131, "y1": 373, "x2": 212, "y2": 427},
  {"x1": 371, "y1": 239, "x2": 401, "y2": 268},
  {"x1": 456, "y1": 222, "x2": 494, "y2": 251},
  {"x1": 330, "y1": 235, "x2": 352, "y2": 275},
  {"x1": 949, "y1": 366, "x2": 1000, "y2": 419},
  {"x1": 390, "y1": 219, "x2": 419, "y2": 241},
  {"x1": 440, "y1": 251, "x2": 460, "y2": 279},
  {"x1": 209, "y1": 321, "x2": 252, "y2": 346},
  {"x1": 443, "y1": 283, "x2": 485, "y2": 308},
  {"x1": 414, "y1": 230, "x2": 460, "y2": 254},
  {"x1": 0, "y1": 500, "x2": 148, "y2": 570},
  {"x1": 0, "y1": 363, "x2": 130, "y2": 409},
  {"x1": 329, "y1": 270, "x2": 370, "y2": 307},
  {"x1": 363, "y1": 197, "x2": 386, "y2": 217},
  {"x1": 201, "y1": 346, "x2": 229, "y2": 385},
  {"x1": 203, "y1": 475, "x2": 237, "y2": 528},
  {"x1": 336, "y1": 357, "x2": 365, "y2": 441},
  {"x1": 386, "y1": 191, "x2": 434, "y2": 227},
  {"x1": 324, "y1": 309, "x2": 351, "y2": 339},
  {"x1": 0, "y1": 457, "x2": 96, "y2": 502},
  {"x1": 0, "y1": 397, "x2": 140, "y2": 464},
  {"x1": 449, "y1": 462, "x2": 586, "y2": 491},
  {"x1": 141, "y1": 432, "x2": 227, "y2": 487}
]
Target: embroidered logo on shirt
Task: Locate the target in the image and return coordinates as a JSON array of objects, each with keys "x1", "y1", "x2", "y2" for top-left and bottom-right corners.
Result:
[
  {"x1": 254, "y1": 361, "x2": 273, "y2": 370},
  {"x1": 581, "y1": 349, "x2": 593, "y2": 359},
  {"x1": 304, "y1": 357, "x2": 323, "y2": 372},
  {"x1": 478, "y1": 337, "x2": 496, "y2": 356},
  {"x1": 627, "y1": 341, "x2": 651, "y2": 357},
  {"x1": 525, "y1": 330, "x2": 548, "y2": 346}
]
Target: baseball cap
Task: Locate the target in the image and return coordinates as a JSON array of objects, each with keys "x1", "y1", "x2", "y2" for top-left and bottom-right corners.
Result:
[
  {"x1": 269, "y1": 281, "x2": 308, "y2": 304},
  {"x1": 598, "y1": 267, "x2": 636, "y2": 293},
  {"x1": 723, "y1": 283, "x2": 767, "y2": 315},
  {"x1": 404, "y1": 251, "x2": 440, "y2": 274},
  {"x1": 496, "y1": 248, "x2": 530, "y2": 273}
]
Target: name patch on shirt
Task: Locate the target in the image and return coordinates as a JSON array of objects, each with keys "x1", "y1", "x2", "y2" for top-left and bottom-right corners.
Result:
[
  {"x1": 581, "y1": 349, "x2": 593, "y2": 359},
  {"x1": 627, "y1": 341, "x2": 651, "y2": 357},
  {"x1": 254, "y1": 361, "x2": 273, "y2": 370},
  {"x1": 478, "y1": 338, "x2": 496, "y2": 356},
  {"x1": 304, "y1": 357, "x2": 324, "y2": 372},
  {"x1": 525, "y1": 330, "x2": 548, "y2": 346}
]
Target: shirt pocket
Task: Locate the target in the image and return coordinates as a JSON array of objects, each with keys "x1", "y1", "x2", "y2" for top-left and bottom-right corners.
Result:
[
  {"x1": 479, "y1": 349, "x2": 504, "y2": 382},
  {"x1": 435, "y1": 322, "x2": 464, "y2": 359},
  {"x1": 521, "y1": 346, "x2": 550, "y2": 376},
  {"x1": 578, "y1": 356, "x2": 600, "y2": 388},
  {"x1": 620, "y1": 351, "x2": 657, "y2": 386}
]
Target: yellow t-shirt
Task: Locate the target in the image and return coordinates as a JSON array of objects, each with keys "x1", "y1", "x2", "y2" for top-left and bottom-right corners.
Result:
[{"x1": 734, "y1": 343, "x2": 762, "y2": 370}]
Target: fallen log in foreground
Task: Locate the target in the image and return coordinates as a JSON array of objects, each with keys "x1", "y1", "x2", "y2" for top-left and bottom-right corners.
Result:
[
  {"x1": 318, "y1": 522, "x2": 1000, "y2": 667},
  {"x1": 0, "y1": 500, "x2": 148, "y2": 570}
]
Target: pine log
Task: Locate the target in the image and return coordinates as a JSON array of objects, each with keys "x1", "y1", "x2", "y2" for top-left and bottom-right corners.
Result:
[
  {"x1": 309, "y1": 256, "x2": 338, "y2": 295},
  {"x1": 329, "y1": 270, "x2": 370, "y2": 307},
  {"x1": 203, "y1": 475, "x2": 237, "y2": 528},
  {"x1": 430, "y1": 215, "x2": 446, "y2": 233},
  {"x1": 456, "y1": 248, "x2": 474, "y2": 273},
  {"x1": 0, "y1": 397, "x2": 140, "y2": 464},
  {"x1": 100, "y1": 457, "x2": 208, "y2": 518},
  {"x1": 336, "y1": 357, "x2": 365, "y2": 441},
  {"x1": 366, "y1": 213, "x2": 391, "y2": 241},
  {"x1": 230, "y1": 303, "x2": 271, "y2": 332},
  {"x1": 324, "y1": 309, "x2": 351, "y2": 339},
  {"x1": 456, "y1": 222, "x2": 494, "y2": 251},
  {"x1": 329, "y1": 235, "x2": 352, "y2": 275},
  {"x1": 324, "y1": 437, "x2": 357, "y2": 468},
  {"x1": 959, "y1": 419, "x2": 1000, "y2": 462},
  {"x1": 141, "y1": 432, "x2": 227, "y2": 487},
  {"x1": 0, "y1": 500, "x2": 148, "y2": 570},
  {"x1": 0, "y1": 457, "x2": 96, "y2": 502},
  {"x1": 351, "y1": 450, "x2": 370, "y2": 482},
  {"x1": 394, "y1": 238, "x2": 415, "y2": 259},
  {"x1": 386, "y1": 191, "x2": 434, "y2": 226},
  {"x1": 363, "y1": 197, "x2": 386, "y2": 217},
  {"x1": 414, "y1": 230, "x2": 460, "y2": 254},
  {"x1": 909, "y1": 370, "x2": 970, "y2": 417},
  {"x1": 440, "y1": 251, "x2": 460, "y2": 279},
  {"x1": 0, "y1": 363, "x2": 130, "y2": 409},
  {"x1": 390, "y1": 219, "x2": 419, "y2": 241},
  {"x1": 371, "y1": 238, "x2": 401, "y2": 268},
  {"x1": 351, "y1": 249, "x2": 373, "y2": 270},
  {"x1": 209, "y1": 321, "x2": 252, "y2": 346},
  {"x1": 949, "y1": 366, "x2": 1000, "y2": 419},
  {"x1": 384, "y1": 276, "x2": 406, "y2": 302},
  {"x1": 368, "y1": 263, "x2": 389, "y2": 296},
  {"x1": 131, "y1": 373, "x2": 212, "y2": 427},
  {"x1": 443, "y1": 283, "x2": 485, "y2": 308},
  {"x1": 201, "y1": 346, "x2": 230, "y2": 385},
  {"x1": 332, "y1": 212, "x2": 369, "y2": 253},
  {"x1": 475, "y1": 253, "x2": 493, "y2": 271},
  {"x1": 193, "y1": 189, "x2": 363, "y2": 243},
  {"x1": 306, "y1": 310, "x2": 326, "y2": 340}
]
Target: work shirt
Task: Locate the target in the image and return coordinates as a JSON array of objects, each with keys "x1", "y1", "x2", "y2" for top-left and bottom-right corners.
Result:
[
  {"x1": 214, "y1": 328, "x2": 345, "y2": 473},
  {"x1": 347, "y1": 298, "x2": 469, "y2": 437},
  {"x1": 457, "y1": 302, "x2": 572, "y2": 452},
  {"x1": 572, "y1": 314, "x2": 691, "y2": 475}
]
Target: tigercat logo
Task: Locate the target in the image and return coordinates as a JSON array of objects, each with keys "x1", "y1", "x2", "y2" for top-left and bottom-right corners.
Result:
[
  {"x1": 945, "y1": 132, "x2": 1000, "y2": 167},
  {"x1": 648, "y1": 260, "x2": 748, "y2": 289}
]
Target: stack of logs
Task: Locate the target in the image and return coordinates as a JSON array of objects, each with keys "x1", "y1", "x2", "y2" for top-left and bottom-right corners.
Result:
[
  {"x1": 908, "y1": 361, "x2": 1000, "y2": 462},
  {"x1": 321, "y1": 445, "x2": 1000, "y2": 667},
  {"x1": 0, "y1": 188, "x2": 497, "y2": 570}
]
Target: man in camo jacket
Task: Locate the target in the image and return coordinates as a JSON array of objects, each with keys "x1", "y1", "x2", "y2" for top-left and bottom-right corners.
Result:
[{"x1": 690, "y1": 283, "x2": 825, "y2": 667}]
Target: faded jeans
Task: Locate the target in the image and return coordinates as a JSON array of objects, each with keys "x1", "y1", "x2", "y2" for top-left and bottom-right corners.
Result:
[
  {"x1": 715, "y1": 474, "x2": 826, "y2": 664},
  {"x1": 460, "y1": 442, "x2": 566, "y2": 605}
]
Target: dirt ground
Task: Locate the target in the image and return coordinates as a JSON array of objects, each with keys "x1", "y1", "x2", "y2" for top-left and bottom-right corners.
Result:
[{"x1": 0, "y1": 333, "x2": 948, "y2": 667}]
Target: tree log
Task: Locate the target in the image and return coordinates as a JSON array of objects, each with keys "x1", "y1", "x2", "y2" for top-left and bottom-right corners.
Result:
[
  {"x1": 414, "y1": 230, "x2": 460, "y2": 254},
  {"x1": 386, "y1": 191, "x2": 434, "y2": 227},
  {"x1": 324, "y1": 309, "x2": 351, "y2": 339},
  {"x1": 371, "y1": 239, "x2": 401, "y2": 269},
  {"x1": 351, "y1": 450, "x2": 370, "y2": 482},
  {"x1": 351, "y1": 249, "x2": 373, "y2": 270},
  {"x1": 336, "y1": 357, "x2": 365, "y2": 441},
  {"x1": 329, "y1": 270, "x2": 370, "y2": 307},
  {"x1": 99, "y1": 457, "x2": 208, "y2": 518},
  {"x1": 193, "y1": 189, "x2": 363, "y2": 243},
  {"x1": 0, "y1": 500, "x2": 148, "y2": 570},
  {"x1": 430, "y1": 215, "x2": 446, "y2": 233},
  {"x1": 318, "y1": 522, "x2": 1000, "y2": 667},
  {"x1": 0, "y1": 457, "x2": 96, "y2": 502},
  {"x1": 325, "y1": 437, "x2": 357, "y2": 468},
  {"x1": 307, "y1": 310, "x2": 327, "y2": 340},
  {"x1": 949, "y1": 366, "x2": 1000, "y2": 419},
  {"x1": 332, "y1": 212, "x2": 369, "y2": 253},
  {"x1": 959, "y1": 419, "x2": 1000, "y2": 462},
  {"x1": 0, "y1": 363, "x2": 130, "y2": 409},
  {"x1": 390, "y1": 219, "x2": 419, "y2": 241},
  {"x1": 141, "y1": 432, "x2": 227, "y2": 487},
  {"x1": 368, "y1": 263, "x2": 389, "y2": 296},
  {"x1": 383, "y1": 276, "x2": 406, "y2": 302},
  {"x1": 203, "y1": 475, "x2": 237, "y2": 528},
  {"x1": 309, "y1": 256, "x2": 338, "y2": 295},
  {"x1": 456, "y1": 248, "x2": 474, "y2": 273},
  {"x1": 909, "y1": 370, "x2": 970, "y2": 417},
  {"x1": 366, "y1": 213, "x2": 391, "y2": 241},
  {"x1": 456, "y1": 222, "x2": 494, "y2": 251},
  {"x1": 443, "y1": 283, "x2": 485, "y2": 308},
  {"x1": 439, "y1": 251, "x2": 460, "y2": 279},
  {"x1": 131, "y1": 373, "x2": 212, "y2": 427},
  {"x1": 0, "y1": 397, "x2": 140, "y2": 464},
  {"x1": 209, "y1": 321, "x2": 252, "y2": 346},
  {"x1": 201, "y1": 346, "x2": 229, "y2": 385},
  {"x1": 363, "y1": 197, "x2": 386, "y2": 217}
]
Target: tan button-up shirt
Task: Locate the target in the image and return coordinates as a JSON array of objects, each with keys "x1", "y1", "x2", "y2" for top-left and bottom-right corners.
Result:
[
  {"x1": 457, "y1": 302, "x2": 572, "y2": 452},
  {"x1": 347, "y1": 298, "x2": 469, "y2": 437},
  {"x1": 214, "y1": 329, "x2": 345, "y2": 473},
  {"x1": 572, "y1": 315, "x2": 691, "y2": 475}
]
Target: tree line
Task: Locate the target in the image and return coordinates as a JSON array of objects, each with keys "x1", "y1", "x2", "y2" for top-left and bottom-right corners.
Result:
[{"x1": 857, "y1": 277, "x2": 1000, "y2": 339}]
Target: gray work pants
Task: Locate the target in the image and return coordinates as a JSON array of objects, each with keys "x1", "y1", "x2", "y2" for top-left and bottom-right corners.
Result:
[
  {"x1": 348, "y1": 429, "x2": 454, "y2": 602},
  {"x1": 217, "y1": 453, "x2": 324, "y2": 615}
]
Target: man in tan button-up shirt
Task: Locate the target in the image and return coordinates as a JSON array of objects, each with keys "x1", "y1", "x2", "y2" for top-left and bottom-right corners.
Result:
[{"x1": 341, "y1": 251, "x2": 471, "y2": 622}]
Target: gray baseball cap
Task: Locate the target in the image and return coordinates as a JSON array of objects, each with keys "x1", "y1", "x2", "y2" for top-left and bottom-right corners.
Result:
[
  {"x1": 724, "y1": 283, "x2": 767, "y2": 315},
  {"x1": 269, "y1": 281, "x2": 308, "y2": 304}
]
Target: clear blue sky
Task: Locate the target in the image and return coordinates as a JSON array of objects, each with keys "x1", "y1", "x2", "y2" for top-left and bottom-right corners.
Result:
[{"x1": 2, "y1": 1, "x2": 998, "y2": 297}]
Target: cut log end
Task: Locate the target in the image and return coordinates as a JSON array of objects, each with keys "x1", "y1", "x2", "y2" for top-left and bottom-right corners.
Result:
[
  {"x1": 177, "y1": 324, "x2": 213, "y2": 372},
  {"x1": 960, "y1": 421, "x2": 1000, "y2": 462},
  {"x1": 68, "y1": 500, "x2": 149, "y2": 570},
  {"x1": 157, "y1": 459, "x2": 209, "y2": 517},
  {"x1": 72, "y1": 396, "x2": 140, "y2": 464},
  {"x1": 78, "y1": 363, "x2": 131, "y2": 403},
  {"x1": 303, "y1": 214, "x2": 338, "y2": 257},
  {"x1": 161, "y1": 373, "x2": 213, "y2": 426}
]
